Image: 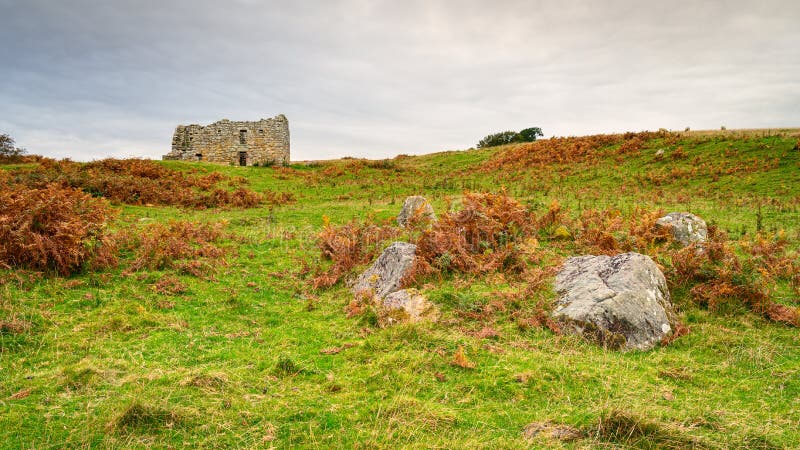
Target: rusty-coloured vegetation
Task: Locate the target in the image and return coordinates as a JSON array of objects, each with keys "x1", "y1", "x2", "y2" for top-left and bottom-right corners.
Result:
[
  {"x1": 315, "y1": 188, "x2": 800, "y2": 329},
  {"x1": 5, "y1": 158, "x2": 294, "y2": 208},
  {"x1": 0, "y1": 183, "x2": 115, "y2": 275}
]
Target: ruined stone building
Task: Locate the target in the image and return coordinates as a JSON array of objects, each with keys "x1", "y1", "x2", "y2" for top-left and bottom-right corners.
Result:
[{"x1": 163, "y1": 115, "x2": 289, "y2": 166}]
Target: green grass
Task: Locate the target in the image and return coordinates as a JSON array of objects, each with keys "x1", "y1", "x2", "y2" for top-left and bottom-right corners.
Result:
[{"x1": 2, "y1": 130, "x2": 800, "y2": 448}]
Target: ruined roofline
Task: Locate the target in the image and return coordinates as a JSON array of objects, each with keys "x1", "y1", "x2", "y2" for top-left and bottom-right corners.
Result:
[{"x1": 177, "y1": 114, "x2": 287, "y2": 129}]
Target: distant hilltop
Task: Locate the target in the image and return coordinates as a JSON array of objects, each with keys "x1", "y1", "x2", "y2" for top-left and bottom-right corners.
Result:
[{"x1": 163, "y1": 115, "x2": 289, "y2": 166}]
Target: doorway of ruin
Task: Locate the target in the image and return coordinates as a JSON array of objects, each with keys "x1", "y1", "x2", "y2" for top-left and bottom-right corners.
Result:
[{"x1": 239, "y1": 151, "x2": 247, "y2": 166}]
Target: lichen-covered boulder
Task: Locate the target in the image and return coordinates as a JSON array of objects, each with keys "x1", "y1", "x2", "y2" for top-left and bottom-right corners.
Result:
[
  {"x1": 352, "y1": 242, "x2": 416, "y2": 299},
  {"x1": 552, "y1": 252, "x2": 676, "y2": 351},
  {"x1": 397, "y1": 196, "x2": 436, "y2": 228},
  {"x1": 377, "y1": 288, "x2": 439, "y2": 326},
  {"x1": 655, "y1": 212, "x2": 708, "y2": 247}
]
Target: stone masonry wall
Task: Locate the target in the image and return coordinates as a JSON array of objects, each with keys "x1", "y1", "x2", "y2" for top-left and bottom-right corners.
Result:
[{"x1": 162, "y1": 115, "x2": 289, "y2": 166}]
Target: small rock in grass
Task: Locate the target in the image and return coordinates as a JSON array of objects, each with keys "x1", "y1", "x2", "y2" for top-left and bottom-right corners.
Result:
[
  {"x1": 397, "y1": 196, "x2": 436, "y2": 228},
  {"x1": 655, "y1": 212, "x2": 708, "y2": 247},
  {"x1": 378, "y1": 288, "x2": 439, "y2": 326}
]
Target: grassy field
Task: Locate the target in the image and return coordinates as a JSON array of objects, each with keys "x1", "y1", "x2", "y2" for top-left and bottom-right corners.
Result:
[{"x1": 2, "y1": 129, "x2": 800, "y2": 448}]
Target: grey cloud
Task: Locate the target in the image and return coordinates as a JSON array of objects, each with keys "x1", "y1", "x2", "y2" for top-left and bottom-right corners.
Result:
[{"x1": 1, "y1": 0, "x2": 798, "y2": 161}]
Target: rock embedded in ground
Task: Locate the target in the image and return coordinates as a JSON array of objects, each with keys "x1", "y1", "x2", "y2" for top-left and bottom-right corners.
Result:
[
  {"x1": 397, "y1": 196, "x2": 436, "y2": 227},
  {"x1": 552, "y1": 252, "x2": 676, "y2": 351},
  {"x1": 655, "y1": 212, "x2": 708, "y2": 247},
  {"x1": 522, "y1": 421, "x2": 582, "y2": 442},
  {"x1": 377, "y1": 288, "x2": 439, "y2": 326},
  {"x1": 352, "y1": 242, "x2": 417, "y2": 299}
]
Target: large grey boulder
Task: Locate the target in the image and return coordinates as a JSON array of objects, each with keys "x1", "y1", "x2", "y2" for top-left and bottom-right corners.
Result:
[
  {"x1": 552, "y1": 252, "x2": 676, "y2": 351},
  {"x1": 377, "y1": 288, "x2": 439, "y2": 326},
  {"x1": 655, "y1": 212, "x2": 708, "y2": 247},
  {"x1": 397, "y1": 196, "x2": 436, "y2": 228},
  {"x1": 352, "y1": 242, "x2": 417, "y2": 299}
]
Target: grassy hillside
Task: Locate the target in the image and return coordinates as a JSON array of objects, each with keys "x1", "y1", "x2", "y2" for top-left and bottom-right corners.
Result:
[{"x1": 2, "y1": 129, "x2": 800, "y2": 448}]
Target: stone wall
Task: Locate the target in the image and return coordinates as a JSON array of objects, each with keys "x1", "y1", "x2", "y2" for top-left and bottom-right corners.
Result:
[{"x1": 162, "y1": 115, "x2": 289, "y2": 166}]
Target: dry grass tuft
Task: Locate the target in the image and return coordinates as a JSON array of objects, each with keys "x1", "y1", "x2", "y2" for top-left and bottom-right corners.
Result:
[
  {"x1": 151, "y1": 275, "x2": 188, "y2": 295},
  {"x1": 450, "y1": 345, "x2": 476, "y2": 369},
  {"x1": 661, "y1": 322, "x2": 691, "y2": 346},
  {"x1": 61, "y1": 366, "x2": 99, "y2": 391},
  {"x1": 273, "y1": 354, "x2": 310, "y2": 377},
  {"x1": 473, "y1": 326, "x2": 501, "y2": 340},
  {"x1": 589, "y1": 410, "x2": 709, "y2": 449},
  {"x1": 0, "y1": 315, "x2": 33, "y2": 334},
  {"x1": 182, "y1": 372, "x2": 228, "y2": 391},
  {"x1": 522, "y1": 421, "x2": 582, "y2": 442},
  {"x1": 8, "y1": 388, "x2": 32, "y2": 400},
  {"x1": 109, "y1": 400, "x2": 183, "y2": 432}
]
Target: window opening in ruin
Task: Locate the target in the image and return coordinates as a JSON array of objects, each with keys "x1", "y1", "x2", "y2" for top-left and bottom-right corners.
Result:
[
  {"x1": 239, "y1": 130, "x2": 247, "y2": 144},
  {"x1": 195, "y1": 153, "x2": 202, "y2": 160},
  {"x1": 239, "y1": 151, "x2": 247, "y2": 166}
]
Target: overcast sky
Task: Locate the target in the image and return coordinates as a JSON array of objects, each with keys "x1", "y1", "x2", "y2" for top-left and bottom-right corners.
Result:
[{"x1": 1, "y1": 0, "x2": 798, "y2": 161}]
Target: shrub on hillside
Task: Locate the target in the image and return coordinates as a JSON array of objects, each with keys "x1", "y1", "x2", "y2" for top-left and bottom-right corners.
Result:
[
  {"x1": 517, "y1": 127, "x2": 544, "y2": 142},
  {"x1": 0, "y1": 133, "x2": 26, "y2": 163},
  {"x1": 413, "y1": 190, "x2": 535, "y2": 276},
  {"x1": 477, "y1": 131, "x2": 519, "y2": 148},
  {"x1": 665, "y1": 230, "x2": 800, "y2": 326},
  {"x1": 477, "y1": 127, "x2": 544, "y2": 149},
  {"x1": 262, "y1": 190, "x2": 296, "y2": 206},
  {"x1": 0, "y1": 183, "x2": 115, "y2": 275},
  {"x1": 312, "y1": 218, "x2": 401, "y2": 288},
  {"x1": 569, "y1": 207, "x2": 671, "y2": 255}
]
